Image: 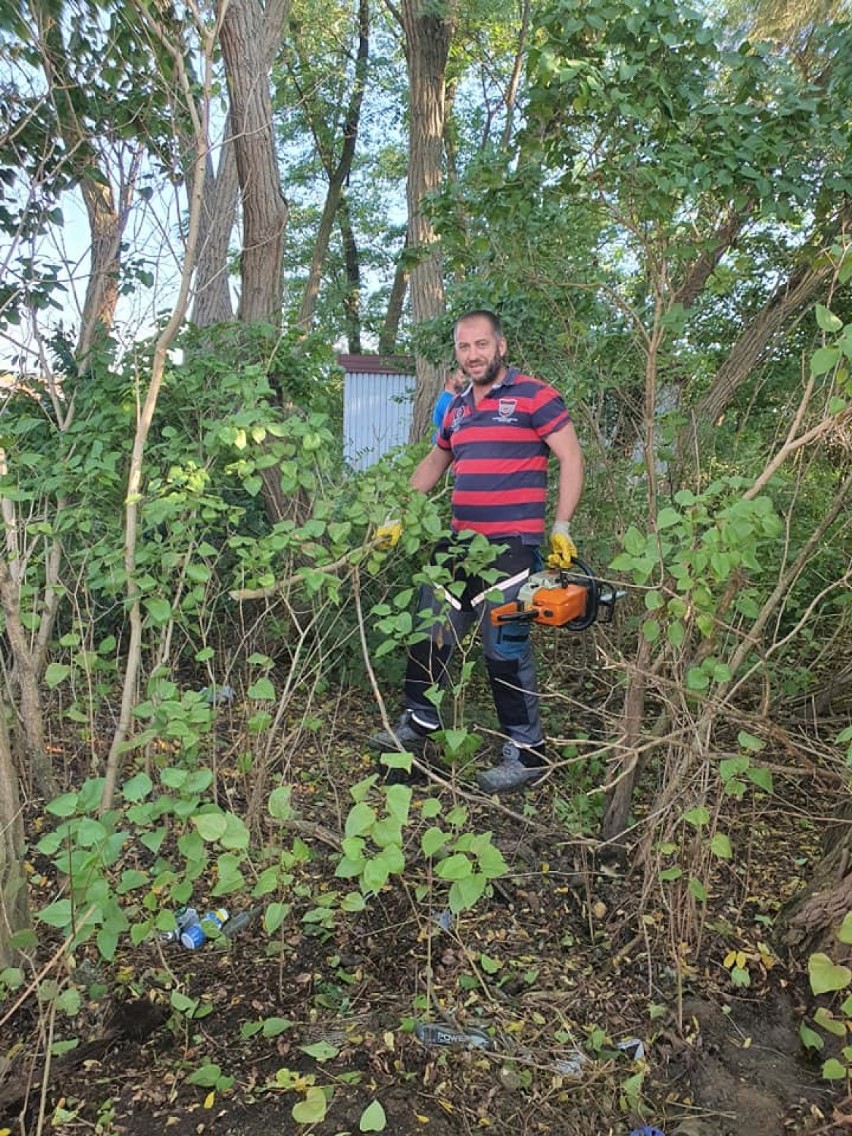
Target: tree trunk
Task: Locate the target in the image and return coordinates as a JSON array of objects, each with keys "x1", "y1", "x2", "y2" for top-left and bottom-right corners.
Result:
[
  {"x1": 339, "y1": 195, "x2": 363, "y2": 353},
  {"x1": 297, "y1": 0, "x2": 369, "y2": 333},
  {"x1": 379, "y1": 227, "x2": 410, "y2": 354},
  {"x1": 600, "y1": 635, "x2": 652, "y2": 843},
  {"x1": 190, "y1": 117, "x2": 239, "y2": 327},
  {"x1": 0, "y1": 703, "x2": 30, "y2": 969},
  {"x1": 0, "y1": 556, "x2": 55, "y2": 799},
  {"x1": 780, "y1": 805, "x2": 852, "y2": 959},
  {"x1": 396, "y1": 0, "x2": 456, "y2": 442},
  {"x1": 218, "y1": 0, "x2": 290, "y2": 325}
]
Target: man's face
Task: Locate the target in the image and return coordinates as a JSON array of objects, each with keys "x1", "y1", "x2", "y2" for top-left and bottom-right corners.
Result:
[{"x1": 454, "y1": 317, "x2": 507, "y2": 387}]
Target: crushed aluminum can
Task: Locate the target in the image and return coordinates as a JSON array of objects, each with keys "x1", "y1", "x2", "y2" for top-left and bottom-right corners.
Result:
[{"x1": 414, "y1": 1021, "x2": 494, "y2": 1050}]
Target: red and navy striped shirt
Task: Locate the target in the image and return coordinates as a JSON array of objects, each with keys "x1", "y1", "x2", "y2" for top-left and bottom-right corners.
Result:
[{"x1": 436, "y1": 368, "x2": 570, "y2": 544}]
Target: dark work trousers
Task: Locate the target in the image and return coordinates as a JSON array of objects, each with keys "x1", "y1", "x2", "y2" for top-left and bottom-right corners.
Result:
[{"x1": 403, "y1": 536, "x2": 544, "y2": 748}]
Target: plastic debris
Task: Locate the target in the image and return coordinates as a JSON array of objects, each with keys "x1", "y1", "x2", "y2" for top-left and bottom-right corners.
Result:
[
  {"x1": 552, "y1": 1048, "x2": 591, "y2": 1076},
  {"x1": 433, "y1": 909, "x2": 453, "y2": 932},
  {"x1": 181, "y1": 908, "x2": 229, "y2": 949},
  {"x1": 158, "y1": 906, "x2": 231, "y2": 949},
  {"x1": 220, "y1": 906, "x2": 262, "y2": 938},
  {"x1": 414, "y1": 1021, "x2": 495, "y2": 1050},
  {"x1": 628, "y1": 1127, "x2": 665, "y2": 1136},
  {"x1": 617, "y1": 1037, "x2": 646, "y2": 1060},
  {"x1": 199, "y1": 684, "x2": 235, "y2": 705}
]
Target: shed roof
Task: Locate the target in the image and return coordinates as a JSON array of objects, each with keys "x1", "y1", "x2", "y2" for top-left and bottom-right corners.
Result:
[{"x1": 337, "y1": 353, "x2": 414, "y2": 375}]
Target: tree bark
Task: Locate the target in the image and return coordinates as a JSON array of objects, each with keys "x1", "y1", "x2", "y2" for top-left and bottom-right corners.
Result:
[
  {"x1": 189, "y1": 115, "x2": 239, "y2": 327},
  {"x1": 296, "y1": 0, "x2": 369, "y2": 333},
  {"x1": 218, "y1": 0, "x2": 290, "y2": 325},
  {"x1": 393, "y1": 0, "x2": 456, "y2": 441},
  {"x1": 379, "y1": 226, "x2": 410, "y2": 354},
  {"x1": 0, "y1": 703, "x2": 30, "y2": 969},
  {"x1": 0, "y1": 556, "x2": 55, "y2": 799}
]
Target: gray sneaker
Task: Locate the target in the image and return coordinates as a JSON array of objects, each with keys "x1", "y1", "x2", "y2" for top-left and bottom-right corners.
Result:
[
  {"x1": 476, "y1": 740, "x2": 548, "y2": 795},
  {"x1": 367, "y1": 710, "x2": 439, "y2": 752}
]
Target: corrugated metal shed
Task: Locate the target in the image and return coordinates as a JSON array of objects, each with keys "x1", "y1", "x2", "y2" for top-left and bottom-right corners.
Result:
[{"x1": 340, "y1": 353, "x2": 416, "y2": 471}]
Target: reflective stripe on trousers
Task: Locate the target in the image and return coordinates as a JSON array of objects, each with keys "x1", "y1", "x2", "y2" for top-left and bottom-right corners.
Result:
[{"x1": 403, "y1": 538, "x2": 543, "y2": 748}]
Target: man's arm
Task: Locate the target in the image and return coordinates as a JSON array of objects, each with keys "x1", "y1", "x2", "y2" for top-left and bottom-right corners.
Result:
[
  {"x1": 411, "y1": 445, "x2": 453, "y2": 493},
  {"x1": 545, "y1": 422, "x2": 584, "y2": 522}
]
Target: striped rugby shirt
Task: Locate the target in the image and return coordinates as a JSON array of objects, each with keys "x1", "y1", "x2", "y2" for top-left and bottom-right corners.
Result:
[{"x1": 436, "y1": 367, "x2": 571, "y2": 544}]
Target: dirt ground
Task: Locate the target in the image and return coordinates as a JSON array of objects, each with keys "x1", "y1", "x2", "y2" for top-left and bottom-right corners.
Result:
[{"x1": 2, "y1": 709, "x2": 850, "y2": 1136}]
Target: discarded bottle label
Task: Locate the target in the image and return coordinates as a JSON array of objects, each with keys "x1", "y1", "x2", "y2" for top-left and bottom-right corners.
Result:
[{"x1": 414, "y1": 1022, "x2": 494, "y2": 1050}]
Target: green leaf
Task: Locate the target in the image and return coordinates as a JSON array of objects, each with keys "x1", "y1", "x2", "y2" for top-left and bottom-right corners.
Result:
[
  {"x1": 799, "y1": 1022, "x2": 824, "y2": 1051},
  {"x1": 809, "y1": 952, "x2": 852, "y2": 995},
  {"x1": 479, "y1": 953, "x2": 501, "y2": 974},
  {"x1": 192, "y1": 812, "x2": 228, "y2": 842},
  {"x1": 44, "y1": 662, "x2": 71, "y2": 687},
  {"x1": 421, "y1": 827, "x2": 449, "y2": 857},
  {"x1": 37, "y1": 899, "x2": 73, "y2": 928},
  {"x1": 737, "y1": 730, "x2": 765, "y2": 752},
  {"x1": 656, "y1": 507, "x2": 681, "y2": 529},
  {"x1": 710, "y1": 833, "x2": 732, "y2": 860},
  {"x1": 268, "y1": 785, "x2": 293, "y2": 820},
  {"x1": 688, "y1": 877, "x2": 707, "y2": 902},
  {"x1": 814, "y1": 1007, "x2": 846, "y2": 1037},
  {"x1": 300, "y1": 1041, "x2": 339, "y2": 1061},
  {"x1": 359, "y1": 1100, "x2": 387, "y2": 1132},
  {"x1": 811, "y1": 346, "x2": 840, "y2": 376},
  {"x1": 46, "y1": 792, "x2": 78, "y2": 817},
  {"x1": 144, "y1": 596, "x2": 172, "y2": 625},
  {"x1": 815, "y1": 303, "x2": 843, "y2": 333},
  {"x1": 822, "y1": 1057, "x2": 848, "y2": 1080},
  {"x1": 247, "y1": 677, "x2": 275, "y2": 700},
  {"x1": 262, "y1": 1017, "x2": 294, "y2": 1037},
  {"x1": 436, "y1": 853, "x2": 471, "y2": 881},
  {"x1": 345, "y1": 802, "x2": 376, "y2": 838},
  {"x1": 122, "y1": 771, "x2": 153, "y2": 802},
  {"x1": 449, "y1": 872, "x2": 487, "y2": 913},
  {"x1": 292, "y1": 1087, "x2": 328, "y2": 1124},
  {"x1": 836, "y1": 912, "x2": 852, "y2": 945},
  {"x1": 683, "y1": 806, "x2": 709, "y2": 827},
  {"x1": 746, "y1": 765, "x2": 773, "y2": 793}
]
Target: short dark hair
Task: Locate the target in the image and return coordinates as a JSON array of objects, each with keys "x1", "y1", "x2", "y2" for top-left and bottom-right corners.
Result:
[{"x1": 455, "y1": 309, "x2": 503, "y2": 337}]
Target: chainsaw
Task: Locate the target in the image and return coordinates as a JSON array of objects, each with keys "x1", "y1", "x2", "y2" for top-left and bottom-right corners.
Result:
[{"x1": 490, "y1": 558, "x2": 624, "y2": 632}]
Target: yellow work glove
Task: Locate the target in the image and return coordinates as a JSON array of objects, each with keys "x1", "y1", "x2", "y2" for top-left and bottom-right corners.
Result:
[
  {"x1": 547, "y1": 521, "x2": 577, "y2": 569},
  {"x1": 375, "y1": 519, "x2": 403, "y2": 549}
]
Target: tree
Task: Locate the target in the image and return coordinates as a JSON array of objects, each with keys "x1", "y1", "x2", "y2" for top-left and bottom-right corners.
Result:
[
  {"x1": 0, "y1": 701, "x2": 29, "y2": 969},
  {"x1": 218, "y1": 0, "x2": 291, "y2": 325},
  {"x1": 389, "y1": 0, "x2": 457, "y2": 441}
]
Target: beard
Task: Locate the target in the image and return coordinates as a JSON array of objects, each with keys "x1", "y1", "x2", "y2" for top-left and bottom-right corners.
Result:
[{"x1": 467, "y1": 352, "x2": 505, "y2": 386}]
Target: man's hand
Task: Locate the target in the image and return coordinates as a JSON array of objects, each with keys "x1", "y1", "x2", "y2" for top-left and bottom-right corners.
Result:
[
  {"x1": 547, "y1": 520, "x2": 577, "y2": 568},
  {"x1": 375, "y1": 519, "x2": 403, "y2": 549}
]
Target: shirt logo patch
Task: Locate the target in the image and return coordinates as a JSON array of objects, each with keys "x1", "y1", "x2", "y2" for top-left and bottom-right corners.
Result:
[
  {"x1": 450, "y1": 406, "x2": 467, "y2": 432},
  {"x1": 497, "y1": 398, "x2": 518, "y2": 421}
]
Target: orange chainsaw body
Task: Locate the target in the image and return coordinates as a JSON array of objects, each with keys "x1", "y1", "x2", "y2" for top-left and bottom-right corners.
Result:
[{"x1": 490, "y1": 572, "x2": 590, "y2": 628}]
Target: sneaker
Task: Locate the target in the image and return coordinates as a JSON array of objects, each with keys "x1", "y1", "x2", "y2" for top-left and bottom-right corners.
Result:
[
  {"x1": 476, "y1": 740, "x2": 548, "y2": 795},
  {"x1": 367, "y1": 710, "x2": 439, "y2": 753}
]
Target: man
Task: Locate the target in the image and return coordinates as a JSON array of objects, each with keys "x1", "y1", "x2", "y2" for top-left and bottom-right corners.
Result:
[
  {"x1": 432, "y1": 367, "x2": 465, "y2": 441},
  {"x1": 370, "y1": 310, "x2": 584, "y2": 794}
]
